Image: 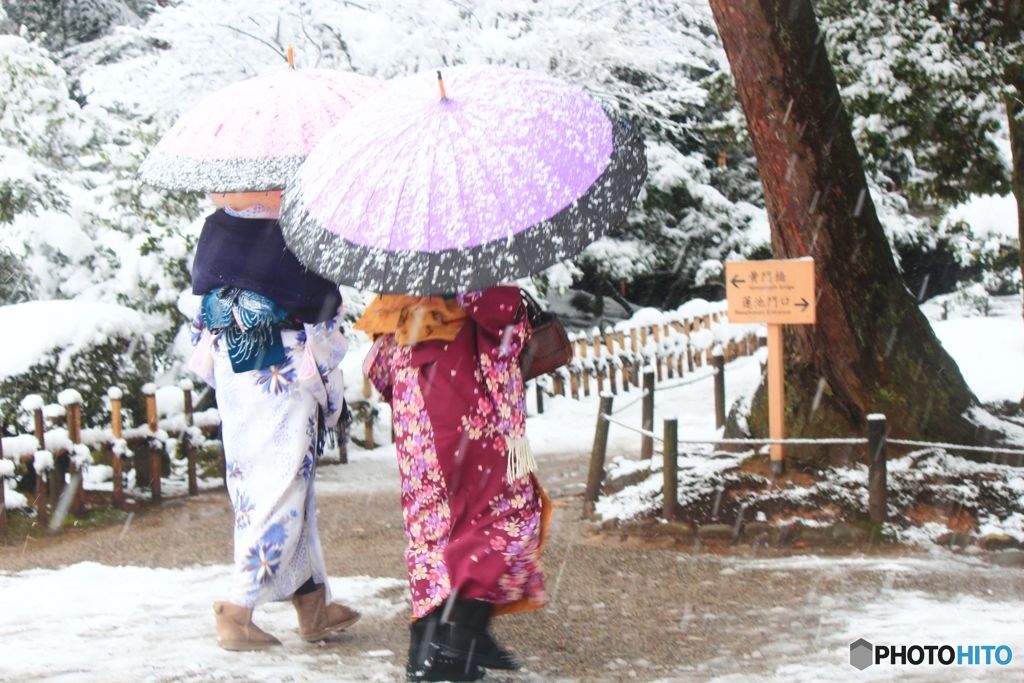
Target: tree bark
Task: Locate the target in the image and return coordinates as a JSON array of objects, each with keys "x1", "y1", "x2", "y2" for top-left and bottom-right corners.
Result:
[
  {"x1": 1008, "y1": 79, "x2": 1024, "y2": 354},
  {"x1": 708, "y1": 0, "x2": 989, "y2": 463},
  {"x1": 1003, "y1": 34, "x2": 1024, "y2": 357}
]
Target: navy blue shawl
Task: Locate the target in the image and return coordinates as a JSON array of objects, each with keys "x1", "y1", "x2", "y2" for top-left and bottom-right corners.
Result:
[{"x1": 191, "y1": 210, "x2": 341, "y2": 323}]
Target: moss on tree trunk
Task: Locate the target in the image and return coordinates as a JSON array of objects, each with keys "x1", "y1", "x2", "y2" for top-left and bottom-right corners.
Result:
[{"x1": 708, "y1": 0, "x2": 991, "y2": 464}]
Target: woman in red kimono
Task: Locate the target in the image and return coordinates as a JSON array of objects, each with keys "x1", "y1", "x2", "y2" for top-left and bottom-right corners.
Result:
[{"x1": 358, "y1": 286, "x2": 548, "y2": 682}]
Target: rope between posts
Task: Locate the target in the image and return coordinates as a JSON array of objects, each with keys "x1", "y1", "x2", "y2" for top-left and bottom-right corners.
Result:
[
  {"x1": 610, "y1": 389, "x2": 650, "y2": 415},
  {"x1": 600, "y1": 414, "x2": 868, "y2": 446},
  {"x1": 602, "y1": 414, "x2": 662, "y2": 440},
  {"x1": 598, "y1": 416, "x2": 1024, "y2": 456},
  {"x1": 650, "y1": 367, "x2": 719, "y2": 392},
  {"x1": 609, "y1": 365, "x2": 728, "y2": 416},
  {"x1": 887, "y1": 439, "x2": 1024, "y2": 457}
]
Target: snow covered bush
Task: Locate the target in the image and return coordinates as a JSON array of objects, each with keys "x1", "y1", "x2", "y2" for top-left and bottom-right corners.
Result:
[
  {"x1": 0, "y1": 301, "x2": 153, "y2": 431},
  {"x1": 0, "y1": 30, "x2": 198, "y2": 381}
]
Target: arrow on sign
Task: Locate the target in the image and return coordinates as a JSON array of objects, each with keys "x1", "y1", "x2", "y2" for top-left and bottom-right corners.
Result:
[
  {"x1": 730, "y1": 275, "x2": 746, "y2": 288},
  {"x1": 794, "y1": 298, "x2": 810, "y2": 311}
]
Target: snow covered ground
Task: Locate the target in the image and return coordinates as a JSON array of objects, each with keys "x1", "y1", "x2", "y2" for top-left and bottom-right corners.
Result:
[
  {"x1": 1, "y1": 555, "x2": 1022, "y2": 682},
  {"x1": 922, "y1": 294, "x2": 1024, "y2": 404},
  {"x1": 0, "y1": 563, "x2": 408, "y2": 683},
  {"x1": 3, "y1": 299, "x2": 1024, "y2": 682}
]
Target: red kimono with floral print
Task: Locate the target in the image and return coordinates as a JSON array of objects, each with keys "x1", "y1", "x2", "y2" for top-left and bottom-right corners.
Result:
[{"x1": 365, "y1": 287, "x2": 547, "y2": 618}]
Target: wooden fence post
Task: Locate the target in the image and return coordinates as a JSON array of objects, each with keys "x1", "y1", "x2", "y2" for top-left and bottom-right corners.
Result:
[
  {"x1": 181, "y1": 380, "x2": 198, "y2": 497},
  {"x1": 33, "y1": 452, "x2": 49, "y2": 530},
  {"x1": 108, "y1": 387, "x2": 125, "y2": 509},
  {"x1": 570, "y1": 371, "x2": 580, "y2": 400},
  {"x1": 552, "y1": 373, "x2": 564, "y2": 397},
  {"x1": 0, "y1": 437, "x2": 7, "y2": 541},
  {"x1": 641, "y1": 370, "x2": 655, "y2": 461},
  {"x1": 663, "y1": 418, "x2": 678, "y2": 520},
  {"x1": 582, "y1": 368, "x2": 591, "y2": 397},
  {"x1": 40, "y1": 405, "x2": 65, "y2": 505},
  {"x1": 144, "y1": 384, "x2": 161, "y2": 505},
  {"x1": 535, "y1": 381, "x2": 545, "y2": 415},
  {"x1": 363, "y1": 405, "x2": 376, "y2": 450},
  {"x1": 61, "y1": 391, "x2": 86, "y2": 517},
  {"x1": 713, "y1": 347, "x2": 726, "y2": 429},
  {"x1": 584, "y1": 394, "x2": 614, "y2": 517},
  {"x1": 337, "y1": 421, "x2": 349, "y2": 464},
  {"x1": 362, "y1": 377, "x2": 376, "y2": 450},
  {"x1": 868, "y1": 414, "x2": 888, "y2": 523},
  {"x1": 24, "y1": 397, "x2": 50, "y2": 527}
]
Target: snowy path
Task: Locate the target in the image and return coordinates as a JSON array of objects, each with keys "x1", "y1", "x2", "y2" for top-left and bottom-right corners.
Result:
[
  {"x1": 0, "y1": 563, "x2": 408, "y2": 683},
  {"x1": 1, "y1": 553, "x2": 1022, "y2": 682}
]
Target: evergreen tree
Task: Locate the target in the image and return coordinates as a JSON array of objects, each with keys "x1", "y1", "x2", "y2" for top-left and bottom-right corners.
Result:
[
  {"x1": 817, "y1": 0, "x2": 1021, "y2": 300},
  {"x1": 0, "y1": 33, "x2": 198, "y2": 368},
  {"x1": 1, "y1": 0, "x2": 140, "y2": 51}
]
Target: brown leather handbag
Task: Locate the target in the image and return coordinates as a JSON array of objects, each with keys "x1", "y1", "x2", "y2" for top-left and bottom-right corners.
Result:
[{"x1": 519, "y1": 289, "x2": 574, "y2": 381}]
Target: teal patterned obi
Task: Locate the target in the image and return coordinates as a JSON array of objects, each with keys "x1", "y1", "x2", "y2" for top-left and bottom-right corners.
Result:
[{"x1": 202, "y1": 286, "x2": 290, "y2": 373}]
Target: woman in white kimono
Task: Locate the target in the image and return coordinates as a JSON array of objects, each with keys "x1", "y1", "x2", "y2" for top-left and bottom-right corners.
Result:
[{"x1": 189, "y1": 192, "x2": 360, "y2": 650}]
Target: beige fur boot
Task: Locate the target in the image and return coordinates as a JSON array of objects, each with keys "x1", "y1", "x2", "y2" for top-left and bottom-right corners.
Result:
[
  {"x1": 213, "y1": 601, "x2": 282, "y2": 651},
  {"x1": 292, "y1": 586, "x2": 361, "y2": 642}
]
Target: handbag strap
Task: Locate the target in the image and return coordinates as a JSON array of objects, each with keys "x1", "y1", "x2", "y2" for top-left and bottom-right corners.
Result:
[{"x1": 519, "y1": 288, "x2": 545, "y2": 323}]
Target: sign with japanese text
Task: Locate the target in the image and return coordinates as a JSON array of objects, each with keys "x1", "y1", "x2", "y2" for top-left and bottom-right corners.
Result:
[{"x1": 725, "y1": 259, "x2": 816, "y2": 325}]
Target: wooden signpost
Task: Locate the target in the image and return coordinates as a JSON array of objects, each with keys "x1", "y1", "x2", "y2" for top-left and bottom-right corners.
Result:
[{"x1": 725, "y1": 259, "x2": 816, "y2": 476}]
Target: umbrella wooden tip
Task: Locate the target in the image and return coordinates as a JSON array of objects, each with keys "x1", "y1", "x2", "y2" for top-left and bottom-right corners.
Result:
[
  {"x1": 287, "y1": 46, "x2": 295, "y2": 68},
  {"x1": 437, "y1": 70, "x2": 447, "y2": 101}
]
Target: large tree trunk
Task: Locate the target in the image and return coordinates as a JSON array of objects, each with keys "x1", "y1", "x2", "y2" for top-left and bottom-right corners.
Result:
[
  {"x1": 708, "y1": 0, "x2": 990, "y2": 464},
  {"x1": 1008, "y1": 82, "x2": 1024, "y2": 357},
  {"x1": 1003, "y1": 25, "x2": 1024, "y2": 359}
]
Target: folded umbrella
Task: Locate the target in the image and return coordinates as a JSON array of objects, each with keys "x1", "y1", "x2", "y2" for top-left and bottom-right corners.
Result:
[
  {"x1": 138, "y1": 64, "x2": 384, "y2": 193},
  {"x1": 279, "y1": 64, "x2": 647, "y2": 294}
]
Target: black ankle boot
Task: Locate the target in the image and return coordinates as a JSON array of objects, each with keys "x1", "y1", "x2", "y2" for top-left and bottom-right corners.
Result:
[
  {"x1": 438, "y1": 598, "x2": 520, "y2": 671},
  {"x1": 407, "y1": 607, "x2": 485, "y2": 682}
]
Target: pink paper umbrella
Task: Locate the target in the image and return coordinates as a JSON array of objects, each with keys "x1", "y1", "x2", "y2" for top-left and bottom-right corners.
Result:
[{"x1": 138, "y1": 65, "x2": 383, "y2": 193}]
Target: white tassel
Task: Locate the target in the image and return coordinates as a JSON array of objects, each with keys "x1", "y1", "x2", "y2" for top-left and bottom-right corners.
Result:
[{"x1": 505, "y1": 435, "x2": 537, "y2": 481}]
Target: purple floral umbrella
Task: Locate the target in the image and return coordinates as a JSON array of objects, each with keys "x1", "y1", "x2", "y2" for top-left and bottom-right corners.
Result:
[
  {"x1": 279, "y1": 64, "x2": 646, "y2": 295},
  {"x1": 138, "y1": 67, "x2": 384, "y2": 193}
]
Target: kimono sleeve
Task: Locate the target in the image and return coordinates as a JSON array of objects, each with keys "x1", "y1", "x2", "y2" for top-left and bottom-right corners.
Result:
[
  {"x1": 300, "y1": 308, "x2": 349, "y2": 428},
  {"x1": 363, "y1": 335, "x2": 394, "y2": 404},
  {"x1": 458, "y1": 287, "x2": 531, "y2": 438}
]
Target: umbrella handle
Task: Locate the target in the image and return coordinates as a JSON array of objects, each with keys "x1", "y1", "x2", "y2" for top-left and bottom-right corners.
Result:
[{"x1": 437, "y1": 70, "x2": 447, "y2": 101}]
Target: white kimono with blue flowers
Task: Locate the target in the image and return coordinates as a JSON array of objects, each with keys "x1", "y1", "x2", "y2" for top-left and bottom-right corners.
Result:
[{"x1": 190, "y1": 309, "x2": 347, "y2": 609}]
